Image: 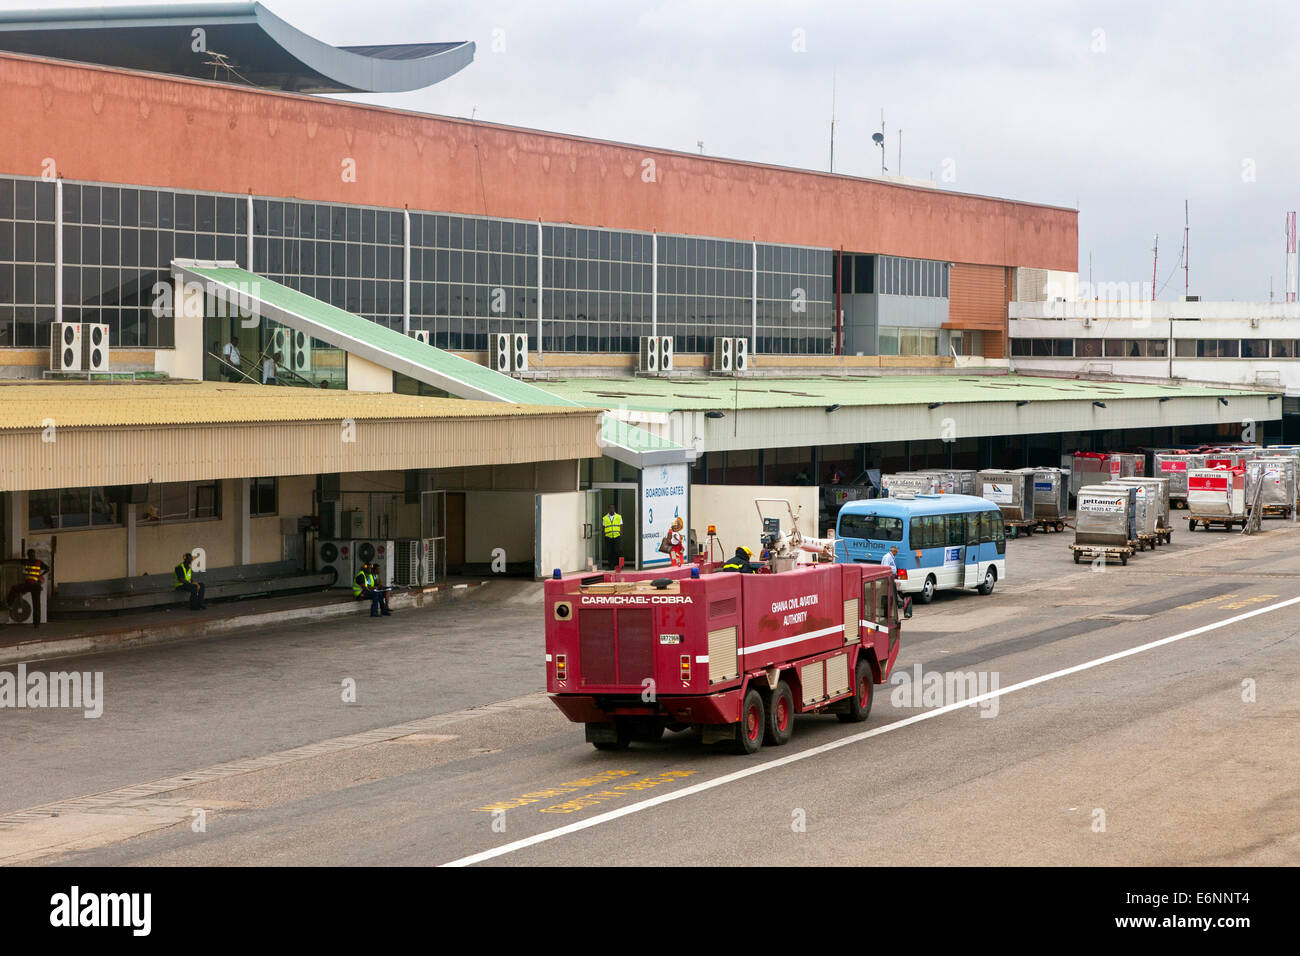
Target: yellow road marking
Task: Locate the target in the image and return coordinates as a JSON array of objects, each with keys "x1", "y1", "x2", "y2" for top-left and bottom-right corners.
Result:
[
  {"x1": 1218, "y1": 594, "x2": 1278, "y2": 610},
  {"x1": 475, "y1": 769, "x2": 639, "y2": 812},
  {"x1": 540, "y1": 771, "x2": 699, "y2": 813},
  {"x1": 1177, "y1": 593, "x2": 1238, "y2": 610}
]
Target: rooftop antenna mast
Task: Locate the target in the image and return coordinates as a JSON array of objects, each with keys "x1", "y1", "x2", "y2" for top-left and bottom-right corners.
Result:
[
  {"x1": 1285, "y1": 211, "x2": 1297, "y2": 302},
  {"x1": 828, "y1": 70, "x2": 836, "y2": 173},
  {"x1": 1183, "y1": 200, "x2": 1190, "y2": 299},
  {"x1": 1151, "y1": 234, "x2": 1158, "y2": 301}
]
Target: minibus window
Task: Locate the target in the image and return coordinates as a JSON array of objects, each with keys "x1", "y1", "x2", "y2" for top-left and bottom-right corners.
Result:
[
  {"x1": 992, "y1": 514, "x2": 1006, "y2": 554},
  {"x1": 979, "y1": 510, "x2": 995, "y2": 545},
  {"x1": 946, "y1": 514, "x2": 967, "y2": 546},
  {"x1": 965, "y1": 512, "x2": 980, "y2": 545},
  {"x1": 840, "y1": 513, "x2": 903, "y2": 541}
]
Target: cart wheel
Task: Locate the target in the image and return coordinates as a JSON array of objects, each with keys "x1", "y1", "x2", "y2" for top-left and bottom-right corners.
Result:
[
  {"x1": 1025, "y1": 524, "x2": 1034, "y2": 536},
  {"x1": 1188, "y1": 519, "x2": 1197, "y2": 531},
  {"x1": 1056, "y1": 522, "x2": 1065, "y2": 533},
  {"x1": 1073, "y1": 551, "x2": 1081, "y2": 564},
  {"x1": 1121, "y1": 553, "x2": 1128, "y2": 566},
  {"x1": 764, "y1": 680, "x2": 795, "y2": 746},
  {"x1": 837, "y1": 658, "x2": 874, "y2": 724},
  {"x1": 732, "y1": 686, "x2": 766, "y2": 755}
]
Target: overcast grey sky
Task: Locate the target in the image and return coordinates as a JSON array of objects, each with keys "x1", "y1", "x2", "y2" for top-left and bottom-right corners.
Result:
[{"x1": 10, "y1": 0, "x2": 1298, "y2": 300}]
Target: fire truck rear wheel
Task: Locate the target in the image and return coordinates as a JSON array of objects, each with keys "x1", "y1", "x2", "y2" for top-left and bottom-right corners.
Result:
[
  {"x1": 732, "y1": 687, "x2": 766, "y2": 755},
  {"x1": 764, "y1": 680, "x2": 795, "y2": 746},
  {"x1": 838, "y1": 658, "x2": 874, "y2": 723},
  {"x1": 591, "y1": 721, "x2": 631, "y2": 751}
]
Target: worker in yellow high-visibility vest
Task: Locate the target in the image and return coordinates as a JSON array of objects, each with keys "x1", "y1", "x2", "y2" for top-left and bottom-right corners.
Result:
[{"x1": 601, "y1": 504, "x2": 623, "y2": 570}]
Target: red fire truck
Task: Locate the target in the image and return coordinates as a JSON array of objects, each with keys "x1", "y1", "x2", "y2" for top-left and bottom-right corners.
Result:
[{"x1": 544, "y1": 561, "x2": 902, "y2": 754}]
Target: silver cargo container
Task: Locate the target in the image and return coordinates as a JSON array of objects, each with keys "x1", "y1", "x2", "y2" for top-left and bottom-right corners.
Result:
[
  {"x1": 1113, "y1": 477, "x2": 1171, "y2": 531},
  {"x1": 1246, "y1": 457, "x2": 1298, "y2": 512},
  {"x1": 1070, "y1": 454, "x2": 1112, "y2": 496},
  {"x1": 915, "y1": 470, "x2": 959, "y2": 494},
  {"x1": 882, "y1": 473, "x2": 939, "y2": 496},
  {"x1": 1109, "y1": 453, "x2": 1146, "y2": 478},
  {"x1": 1103, "y1": 480, "x2": 1158, "y2": 539},
  {"x1": 1075, "y1": 484, "x2": 1137, "y2": 547},
  {"x1": 977, "y1": 469, "x2": 1036, "y2": 522},
  {"x1": 1028, "y1": 467, "x2": 1070, "y2": 521},
  {"x1": 1154, "y1": 453, "x2": 1207, "y2": 500},
  {"x1": 1187, "y1": 468, "x2": 1247, "y2": 517}
]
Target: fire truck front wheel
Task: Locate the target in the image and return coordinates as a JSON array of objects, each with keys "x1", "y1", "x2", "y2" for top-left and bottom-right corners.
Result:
[
  {"x1": 732, "y1": 687, "x2": 767, "y2": 755},
  {"x1": 838, "y1": 658, "x2": 875, "y2": 723},
  {"x1": 764, "y1": 680, "x2": 795, "y2": 746}
]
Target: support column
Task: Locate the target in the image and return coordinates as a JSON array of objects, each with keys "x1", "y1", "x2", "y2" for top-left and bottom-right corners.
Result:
[
  {"x1": 651, "y1": 231, "x2": 659, "y2": 340},
  {"x1": 237, "y1": 479, "x2": 252, "y2": 565},
  {"x1": 55, "y1": 178, "x2": 64, "y2": 323},
  {"x1": 536, "y1": 220, "x2": 544, "y2": 358},
  {"x1": 126, "y1": 503, "x2": 137, "y2": 576},
  {"x1": 5, "y1": 492, "x2": 23, "y2": 560},
  {"x1": 751, "y1": 240, "x2": 758, "y2": 352},
  {"x1": 402, "y1": 207, "x2": 412, "y2": 334}
]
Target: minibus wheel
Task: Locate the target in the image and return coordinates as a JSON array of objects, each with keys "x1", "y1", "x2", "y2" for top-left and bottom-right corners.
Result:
[
  {"x1": 917, "y1": 575, "x2": 936, "y2": 604},
  {"x1": 977, "y1": 567, "x2": 997, "y2": 595}
]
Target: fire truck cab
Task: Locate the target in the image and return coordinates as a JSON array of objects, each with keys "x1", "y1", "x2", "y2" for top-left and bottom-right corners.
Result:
[{"x1": 544, "y1": 560, "x2": 902, "y2": 754}]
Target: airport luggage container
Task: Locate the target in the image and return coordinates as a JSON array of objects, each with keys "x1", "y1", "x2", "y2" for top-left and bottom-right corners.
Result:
[
  {"x1": 882, "y1": 473, "x2": 940, "y2": 496},
  {"x1": 1155, "y1": 453, "x2": 1206, "y2": 509},
  {"x1": 1070, "y1": 452, "x2": 1112, "y2": 497},
  {"x1": 1028, "y1": 467, "x2": 1070, "y2": 531},
  {"x1": 1186, "y1": 468, "x2": 1247, "y2": 531},
  {"x1": 978, "y1": 469, "x2": 1036, "y2": 533},
  {"x1": 915, "y1": 470, "x2": 960, "y2": 494},
  {"x1": 1099, "y1": 480, "x2": 1156, "y2": 549},
  {"x1": 1245, "y1": 457, "x2": 1298, "y2": 518},
  {"x1": 1070, "y1": 484, "x2": 1138, "y2": 565},
  {"x1": 1114, "y1": 477, "x2": 1172, "y2": 544}
]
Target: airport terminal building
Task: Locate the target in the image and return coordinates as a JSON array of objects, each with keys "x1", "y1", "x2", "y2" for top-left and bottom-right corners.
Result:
[{"x1": 0, "y1": 4, "x2": 1275, "y2": 614}]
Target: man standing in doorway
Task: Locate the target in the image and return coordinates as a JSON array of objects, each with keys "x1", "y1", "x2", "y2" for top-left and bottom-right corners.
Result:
[
  {"x1": 5, "y1": 549, "x2": 50, "y2": 629},
  {"x1": 602, "y1": 503, "x2": 623, "y2": 571}
]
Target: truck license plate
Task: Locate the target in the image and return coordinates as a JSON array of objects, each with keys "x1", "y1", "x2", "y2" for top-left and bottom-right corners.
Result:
[{"x1": 659, "y1": 633, "x2": 682, "y2": 645}]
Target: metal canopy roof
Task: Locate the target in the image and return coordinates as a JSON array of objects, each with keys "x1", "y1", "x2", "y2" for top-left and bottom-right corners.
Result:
[
  {"x1": 533, "y1": 373, "x2": 1272, "y2": 413},
  {"x1": 172, "y1": 260, "x2": 692, "y2": 468},
  {"x1": 0, "y1": 2, "x2": 474, "y2": 93}
]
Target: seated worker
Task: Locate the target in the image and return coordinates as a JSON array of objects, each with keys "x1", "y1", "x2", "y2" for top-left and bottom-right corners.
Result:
[
  {"x1": 353, "y1": 562, "x2": 392, "y2": 617},
  {"x1": 174, "y1": 552, "x2": 206, "y2": 611},
  {"x1": 720, "y1": 546, "x2": 760, "y2": 573}
]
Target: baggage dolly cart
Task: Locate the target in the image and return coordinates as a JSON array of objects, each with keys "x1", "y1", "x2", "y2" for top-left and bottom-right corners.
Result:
[
  {"x1": 1069, "y1": 543, "x2": 1133, "y2": 566},
  {"x1": 1187, "y1": 514, "x2": 1241, "y2": 532},
  {"x1": 1003, "y1": 518, "x2": 1037, "y2": 538}
]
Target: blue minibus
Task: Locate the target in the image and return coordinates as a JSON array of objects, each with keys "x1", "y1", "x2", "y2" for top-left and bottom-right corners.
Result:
[{"x1": 833, "y1": 494, "x2": 1006, "y2": 603}]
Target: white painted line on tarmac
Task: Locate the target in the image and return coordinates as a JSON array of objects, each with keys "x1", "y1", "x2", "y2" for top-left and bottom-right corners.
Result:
[{"x1": 441, "y1": 593, "x2": 1300, "y2": 867}]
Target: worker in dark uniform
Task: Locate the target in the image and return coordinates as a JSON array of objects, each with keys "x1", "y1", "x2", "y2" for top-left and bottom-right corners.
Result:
[
  {"x1": 6, "y1": 549, "x2": 50, "y2": 628},
  {"x1": 353, "y1": 562, "x2": 391, "y2": 617},
  {"x1": 174, "y1": 552, "x2": 206, "y2": 610},
  {"x1": 720, "y1": 546, "x2": 760, "y2": 573}
]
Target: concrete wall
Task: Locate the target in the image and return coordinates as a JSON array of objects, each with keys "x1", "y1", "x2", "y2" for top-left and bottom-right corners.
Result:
[
  {"x1": 0, "y1": 54, "x2": 1076, "y2": 271},
  {"x1": 690, "y1": 484, "x2": 821, "y2": 559}
]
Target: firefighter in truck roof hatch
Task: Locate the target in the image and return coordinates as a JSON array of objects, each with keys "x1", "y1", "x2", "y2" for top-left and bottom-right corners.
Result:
[{"x1": 721, "y1": 546, "x2": 760, "y2": 573}]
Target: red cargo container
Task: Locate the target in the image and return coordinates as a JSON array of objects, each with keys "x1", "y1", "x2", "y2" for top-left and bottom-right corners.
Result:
[{"x1": 544, "y1": 562, "x2": 901, "y2": 754}]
